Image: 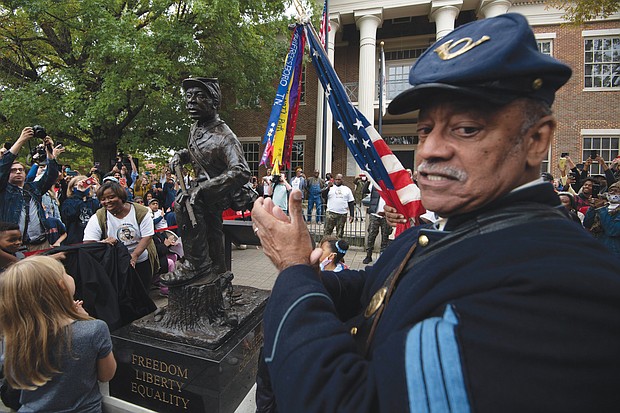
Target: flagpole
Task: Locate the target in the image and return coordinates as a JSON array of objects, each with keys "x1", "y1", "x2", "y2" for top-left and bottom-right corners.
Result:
[
  {"x1": 378, "y1": 41, "x2": 384, "y2": 136},
  {"x1": 321, "y1": 0, "x2": 329, "y2": 177}
]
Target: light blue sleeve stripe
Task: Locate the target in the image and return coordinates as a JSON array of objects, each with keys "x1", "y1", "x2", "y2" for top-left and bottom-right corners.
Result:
[
  {"x1": 405, "y1": 305, "x2": 471, "y2": 413},
  {"x1": 265, "y1": 292, "x2": 332, "y2": 363}
]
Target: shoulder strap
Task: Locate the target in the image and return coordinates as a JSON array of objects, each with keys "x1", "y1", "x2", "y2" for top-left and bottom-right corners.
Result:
[
  {"x1": 132, "y1": 202, "x2": 149, "y2": 224},
  {"x1": 95, "y1": 207, "x2": 107, "y2": 240},
  {"x1": 414, "y1": 202, "x2": 566, "y2": 266},
  {"x1": 363, "y1": 202, "x2": 566, "y2": 354}
]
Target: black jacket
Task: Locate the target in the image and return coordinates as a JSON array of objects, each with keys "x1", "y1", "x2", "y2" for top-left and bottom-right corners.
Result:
[{"x1": 45, "y1": 242, "x2": 156, "y2": 330}]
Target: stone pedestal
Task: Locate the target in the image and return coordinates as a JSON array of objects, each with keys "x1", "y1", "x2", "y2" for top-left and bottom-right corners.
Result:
[{"x1": 109, "y1": 286, "x2": 269, "y2": 413}]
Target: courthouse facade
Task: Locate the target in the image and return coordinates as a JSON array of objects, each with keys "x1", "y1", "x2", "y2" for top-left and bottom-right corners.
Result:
[{"x1": 229, "y1": 0, "x2": 620, "y2": 179}]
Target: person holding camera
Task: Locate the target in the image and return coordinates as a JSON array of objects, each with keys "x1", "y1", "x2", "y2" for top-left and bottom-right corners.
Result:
[
  {"x1": 0, "y1": 126, "x2": 63, "y2": 251},
  {"x1": 271, "y1": 173, "x2": 292, "y2": 214},
  {"x1": 61, "y1": 175, "x2": 101, "y2": 245},
  {"x1": 583, "y1": 181, "x2": 620, "y2": 259}
]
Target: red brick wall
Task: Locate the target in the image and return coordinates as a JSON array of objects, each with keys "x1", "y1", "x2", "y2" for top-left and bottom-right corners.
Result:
[{"x1": 534, "y1": 21, "x2": 620, "y2": 171}]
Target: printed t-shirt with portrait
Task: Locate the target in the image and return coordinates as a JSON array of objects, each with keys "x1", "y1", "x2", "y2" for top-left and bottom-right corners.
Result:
[
  {"x1": 83, "y1": 204, "x2": 154, "y2": 263},
  {"x1": 326, "y1": 185, "x2": 355, "y2": 214}
]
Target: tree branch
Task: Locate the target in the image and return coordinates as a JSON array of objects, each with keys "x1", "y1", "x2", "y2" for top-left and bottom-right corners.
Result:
[
  {"x1": 53, "y1": 131, "x2": 94, "y2": 149},
  {"x1": 119, "y1": 100, "x2": 145, "y2": 130},
  {"x1": 0, "y1": 57, "x2": 39, "y2": 81}
]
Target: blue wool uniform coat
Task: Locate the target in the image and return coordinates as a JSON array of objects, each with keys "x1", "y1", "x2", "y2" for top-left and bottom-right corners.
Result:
[{"x1": 262, "y1": 182, "x2": 620, "y2": 413}]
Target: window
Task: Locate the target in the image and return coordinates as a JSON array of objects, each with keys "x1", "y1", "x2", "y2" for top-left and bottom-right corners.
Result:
[
  {"x1": 541, "y1": 148, "x2": 550, "y2": 174},
  {"x1": 582, "y1": 133, "x2": 620, "y2": 175},
  {"x1": 290, "y1": 141, "x2": 304, "y2": 172},
  {"x1": 242, "y1": 142, "x2": 260, "y2": 178},
  {"x1": 537, "y1": 40, "x2": 552, "y2": 56},
  {"x1": 584, "y1": 36, "x2": 620, "y2": 89},
  {"x1": 384, "y1": 47, "x2": 427, "y2": 100},
  {"x1": 386, "y1": 63, "x2": 412, "y2": 100},
  {"x1": 300, "y1": 65, "x2": 306, "y2": 103}
]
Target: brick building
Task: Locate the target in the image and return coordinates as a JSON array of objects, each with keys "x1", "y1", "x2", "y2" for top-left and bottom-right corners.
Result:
[{"x1": 229, "y1": 1, "x2": 620, "y2": 181}]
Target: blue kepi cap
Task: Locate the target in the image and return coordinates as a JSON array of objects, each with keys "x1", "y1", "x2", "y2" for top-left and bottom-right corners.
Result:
[{"x1": 388, "y1": 13, "x2": 572, "y2": 115}]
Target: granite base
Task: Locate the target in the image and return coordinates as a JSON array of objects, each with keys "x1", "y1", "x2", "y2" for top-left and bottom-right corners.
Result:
[{"x1": 109, "y1": 286, "x2": 268, "y2": 413}]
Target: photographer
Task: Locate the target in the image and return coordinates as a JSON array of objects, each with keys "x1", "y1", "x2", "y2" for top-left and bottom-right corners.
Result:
[
  {"x1": 61, "y1": 175, "x2": 100, "y2": 245},
  {"x1": 116, "y1": 152, "x2": 137, "y2": 189},
  {"x1": 583, "y1": 181, "x2": 620, "y2": 259},
  {"x1": 0, "y1": 126, "x2": 63, "y2": 251}
]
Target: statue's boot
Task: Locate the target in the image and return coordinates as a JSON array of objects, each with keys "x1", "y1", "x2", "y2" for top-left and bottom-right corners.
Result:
[{"x1": 160, "y1": 258, "x2": 214, "y2": 287}]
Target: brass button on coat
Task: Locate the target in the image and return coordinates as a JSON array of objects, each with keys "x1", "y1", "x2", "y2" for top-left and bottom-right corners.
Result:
[
  {"x1": 418, "y1": 235, "x2": 429, "y2": 247},
  {"x1": 365, "y1": 287, "x2": 388, "y2": 318},
  {"x1": 350, "y1": 327, "x2": 358, "y2": 335}
]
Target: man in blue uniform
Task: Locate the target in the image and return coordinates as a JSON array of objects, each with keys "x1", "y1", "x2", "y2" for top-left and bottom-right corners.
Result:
[{"x1": 251, "y1": 13, "x2": 620, "y2": 413}]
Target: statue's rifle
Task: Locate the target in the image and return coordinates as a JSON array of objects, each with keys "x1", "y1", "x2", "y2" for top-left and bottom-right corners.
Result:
[{"x1": 175, "y1": 164, "x2": 198, "y2": 228}]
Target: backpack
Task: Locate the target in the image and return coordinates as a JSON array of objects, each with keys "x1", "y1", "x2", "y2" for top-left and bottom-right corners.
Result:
[{"x1": 95, "y1": 203, "x2": 160, "y2": 275}]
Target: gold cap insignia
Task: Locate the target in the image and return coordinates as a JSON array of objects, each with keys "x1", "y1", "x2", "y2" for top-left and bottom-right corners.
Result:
[
  {"x1": 434, "y1": 35, "x2": 491, "y2": 60},
  {"x1": 532, "y1": 78, "x2": 543, "y2": 90}
]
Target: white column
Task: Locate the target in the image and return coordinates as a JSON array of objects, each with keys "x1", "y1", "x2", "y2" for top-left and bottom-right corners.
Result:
[
  {"x1": 315, "y1": 14, "x2": 340, "y2": 176},
  {"x1": 478, "y1": 0, "x2": 512, "y2": 18},
  {"x1": 430, "y1": 1, "x2": 463, "y2": 40},
  {"x1": 351, "y1": 9, "x2": 382, "y2": 176},
  {"x1": 355, "y1": 9, "x2": 383, "y2": 126}
]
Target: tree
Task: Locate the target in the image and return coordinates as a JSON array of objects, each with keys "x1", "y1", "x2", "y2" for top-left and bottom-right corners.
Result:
[
  {"x1": 0, "y1": 0, "x2": 290, "y2": 171},
  {"x1": 547, "y1": 0, "x2": 620, "y2": 24}
]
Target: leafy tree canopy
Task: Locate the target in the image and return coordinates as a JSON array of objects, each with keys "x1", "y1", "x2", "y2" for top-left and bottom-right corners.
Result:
[
  {"x1": 547, "y1": 0, "x2": 620, "y2": 24},
  {"x1": 0, "y1": 0, "x2": 291, "y2": 171}
]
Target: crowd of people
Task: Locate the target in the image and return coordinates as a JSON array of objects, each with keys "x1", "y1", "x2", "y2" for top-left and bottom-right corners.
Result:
[
  {"x1": 0, "y1": 129, "x2": 184, "y2": 286},
  {"x1": 542, "y1": 154, "x2": 620, "y2": 259}
]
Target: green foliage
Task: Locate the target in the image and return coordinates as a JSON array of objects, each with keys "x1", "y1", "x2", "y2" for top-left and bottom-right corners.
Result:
[
  {"x1": 547, "y1": 0, "x2": 620, "y2": 24},
  {"x1": 0, "y1": 0, "x2": 291, "y2": 171}
]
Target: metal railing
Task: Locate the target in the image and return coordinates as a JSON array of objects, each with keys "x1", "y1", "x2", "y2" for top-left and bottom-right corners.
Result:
[{"x1": 304, "y1": 203, "x2": 368, "y2": 247}]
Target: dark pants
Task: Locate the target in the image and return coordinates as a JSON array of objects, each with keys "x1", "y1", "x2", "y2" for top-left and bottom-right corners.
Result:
[
  {"x1": 255, "y1": 347, "x2": 278, "y2": 413},
  {"x1": 324, "y1": 211, "x2": 347, "y2": 238},
  {"x1": 366, "y1": 214, "x2": 392, "y2": 256}
]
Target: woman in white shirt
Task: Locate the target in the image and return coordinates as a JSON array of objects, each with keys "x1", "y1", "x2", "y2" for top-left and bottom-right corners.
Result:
[{"x1": 83, "y1": 181, "x2": 155, "y2": 290}]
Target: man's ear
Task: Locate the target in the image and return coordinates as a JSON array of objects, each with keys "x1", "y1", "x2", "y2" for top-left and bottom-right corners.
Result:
[{"x1": 526, "y1": 115, "x2": 556, "y2": 168}]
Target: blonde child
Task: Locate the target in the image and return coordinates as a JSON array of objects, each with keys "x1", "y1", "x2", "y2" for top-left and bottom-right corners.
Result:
[{"x1": 0, "y1": 255, "x2": 116, "y2": 412}]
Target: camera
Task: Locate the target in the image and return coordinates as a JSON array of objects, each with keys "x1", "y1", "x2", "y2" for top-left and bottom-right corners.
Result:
[
  {"x1": 561, "y1": 152, "x2": 569, "y2": 158},
  {"x1": 32, "y1": 125, "x2": 47, "y2": 139}
]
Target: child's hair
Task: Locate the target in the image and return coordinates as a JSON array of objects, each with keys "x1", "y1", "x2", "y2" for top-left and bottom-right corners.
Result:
[
  {"x1": 0, "y1": 221, "x2": 19, "y2": 233},
  {"x1": 0, "y1": 256, "x2": 90, "y2": 390},
  {"x1": 319, "y1": 236, "x2": 349, "y2": 265},
  {"x1": 66, "y1": 175, "x2": 88, "y2": 197}
]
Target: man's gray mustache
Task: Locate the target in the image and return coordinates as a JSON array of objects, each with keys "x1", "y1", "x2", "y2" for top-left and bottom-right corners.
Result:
[{"x1": 417, "y1": 162, "x2": 468, "y2": 181}]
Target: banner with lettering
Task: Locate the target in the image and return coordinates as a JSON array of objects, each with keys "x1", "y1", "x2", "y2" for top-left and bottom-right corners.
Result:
[{"x1": 260, "y1": 25, "x2": 305, "y2": 175}]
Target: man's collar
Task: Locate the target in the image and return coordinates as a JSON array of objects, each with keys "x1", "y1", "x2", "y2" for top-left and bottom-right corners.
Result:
[{"x1": 443, "y1": 179, "x2": 559, "y2": 231}]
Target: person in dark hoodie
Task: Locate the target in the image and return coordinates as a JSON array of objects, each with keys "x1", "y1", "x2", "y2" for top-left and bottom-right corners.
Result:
[{"x1": 61, "y1": 175, "x2": 100, "y2": 245}]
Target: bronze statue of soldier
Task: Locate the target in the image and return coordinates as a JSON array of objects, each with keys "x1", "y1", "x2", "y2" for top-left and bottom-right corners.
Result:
[{"x1": 161, "y1": 77, "x2": 252, "y2": 287}]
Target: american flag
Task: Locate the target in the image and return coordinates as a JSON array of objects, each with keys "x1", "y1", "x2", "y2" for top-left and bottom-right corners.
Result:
[
  {"x1": 304, "y1": 23, "x2": 424, "y2": 224},
  {"x1": 318, "y1": 0, "x2": 330, "y2": 48}
]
